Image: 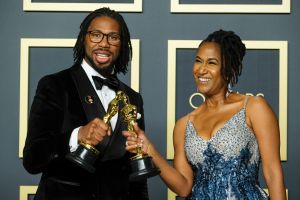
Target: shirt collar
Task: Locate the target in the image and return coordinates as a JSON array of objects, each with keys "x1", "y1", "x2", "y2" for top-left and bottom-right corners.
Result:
[{"x1": 81, "y1": 59, "x2": 105, "y2": 79}]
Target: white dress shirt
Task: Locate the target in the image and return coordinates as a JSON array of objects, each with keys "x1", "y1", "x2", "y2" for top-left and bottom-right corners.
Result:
[{"x1": 69, "y1": 59, "x2": 118, "y2": 152}]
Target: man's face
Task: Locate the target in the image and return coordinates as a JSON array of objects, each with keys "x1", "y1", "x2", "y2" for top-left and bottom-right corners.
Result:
[{"x1": 84, "y1": 16, "x2": 121, "y2": 76}]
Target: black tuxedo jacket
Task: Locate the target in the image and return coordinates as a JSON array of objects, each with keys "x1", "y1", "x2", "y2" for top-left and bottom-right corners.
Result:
[{"x1": 23, "y1": 64, "x2": 148, "y2": 200}]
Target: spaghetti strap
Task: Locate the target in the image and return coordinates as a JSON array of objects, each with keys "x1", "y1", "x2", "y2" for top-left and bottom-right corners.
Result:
[
  {"x1": 186, "y1": 112, "x2": 194, "y2": 124},
  {"x1": 187, "y1": 113, "x2": 191, "y2": 121},
  {"x1": 243, "y1": 95, "x2": 250, "y2": 109}
]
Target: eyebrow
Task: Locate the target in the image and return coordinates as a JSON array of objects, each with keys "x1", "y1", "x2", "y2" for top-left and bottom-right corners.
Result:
[
  {"x1": 89, "y1": 30, "x2": 120, "y2": 34},
  {"x1": 195, "y1": 56, "x2": 219, "y2": 62},
  {"x1": 207, "y1": 58, "x2": 219, "y2": 62}
]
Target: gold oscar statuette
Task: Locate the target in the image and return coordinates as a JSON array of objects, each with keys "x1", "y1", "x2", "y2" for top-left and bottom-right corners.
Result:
[
  {"x1": 119, "y1": 91, "x2": 160, "y2": 181},
  {"x1": 65, "y1": 92, "x2": 124, "y2": 173}
]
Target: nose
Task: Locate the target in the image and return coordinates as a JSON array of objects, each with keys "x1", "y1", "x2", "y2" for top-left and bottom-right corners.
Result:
[
  {"x1": 98, "y1": 35, "x2": 109, "y2": 48},
  {"x1": 194, "y1": 63, "x2": 207, "y2": 75},
  {"x1": 199, "y1": 64, "x2": 207, "y2": 73}
]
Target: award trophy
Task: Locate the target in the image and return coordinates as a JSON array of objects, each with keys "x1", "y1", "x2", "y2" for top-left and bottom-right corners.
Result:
[
  {"x1": 66, "y1": 91, "x2": 159, "y2": 180},
  {"x1": 120, "y1": 92, "x2": 160, "y2": 181},
  {"x1": 66, "y1": 93, "x2": 122, "y2": 173}
]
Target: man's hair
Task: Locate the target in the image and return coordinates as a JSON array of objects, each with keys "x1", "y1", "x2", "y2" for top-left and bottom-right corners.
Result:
[
  {"x1": 200, "y1": 29, "x2": 246, "y2": 86},
  {"x1": 73, "y1": 7, "x2": 132, "y2": 74}
]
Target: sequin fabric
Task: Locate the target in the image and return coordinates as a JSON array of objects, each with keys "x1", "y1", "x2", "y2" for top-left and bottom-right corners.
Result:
[{"x1": 185, "y1": 107, "x2": 268, "y2": 200}]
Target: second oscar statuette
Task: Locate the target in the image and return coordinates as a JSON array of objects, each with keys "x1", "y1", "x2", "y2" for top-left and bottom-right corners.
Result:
[{"x1": 120, "y1": 93, "x2": 160, "y2": 181}]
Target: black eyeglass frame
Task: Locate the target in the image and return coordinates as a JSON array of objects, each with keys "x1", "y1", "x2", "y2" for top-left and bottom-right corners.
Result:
[{"x1": 87, "y1": 30, "x2": 121, "y2": 46}]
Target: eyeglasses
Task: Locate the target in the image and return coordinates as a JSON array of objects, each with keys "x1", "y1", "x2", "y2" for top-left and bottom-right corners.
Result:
[{"x1": 87, "y1": 30, "x2": 120, "y2": 45}]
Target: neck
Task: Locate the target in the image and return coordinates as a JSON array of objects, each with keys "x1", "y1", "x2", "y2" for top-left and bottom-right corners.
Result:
[{"x1": 204, "y1": 89, "x2": 230, "y2": 108}]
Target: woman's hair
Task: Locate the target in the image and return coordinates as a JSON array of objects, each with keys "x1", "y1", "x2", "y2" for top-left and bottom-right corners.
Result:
[
  {"x1": 73, "y1": 7, "x2": 132, "y2": 74},
  {"x1": 200, "y1": 29, "x2": 246, "y2": 86}
]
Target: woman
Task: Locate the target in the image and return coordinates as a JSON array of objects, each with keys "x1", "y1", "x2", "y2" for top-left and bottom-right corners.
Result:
[{"x1": 124, "y1": 30, "x2": 286, "y2": 199}]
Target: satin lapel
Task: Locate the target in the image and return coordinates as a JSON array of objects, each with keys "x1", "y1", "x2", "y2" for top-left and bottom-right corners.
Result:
[{"x1": 70, "y1": 66, "x2": 111, "y2": 156}]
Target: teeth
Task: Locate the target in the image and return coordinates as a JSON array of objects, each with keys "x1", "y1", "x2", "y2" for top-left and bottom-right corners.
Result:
[
  {"x1": 199, "y1": 77, "x2": 210, "y2": 82},
  {"x1": 96, "y1": 53, "x2": 108, "y2": 57}
]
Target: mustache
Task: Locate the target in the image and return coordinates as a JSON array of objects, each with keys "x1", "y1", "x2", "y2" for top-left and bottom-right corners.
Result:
[{"x1": 93, "y1": 47, "x2": 111, "y2": 53}]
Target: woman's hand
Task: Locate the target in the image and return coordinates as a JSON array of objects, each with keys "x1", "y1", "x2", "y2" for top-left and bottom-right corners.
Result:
[{"x1": 123, "y1": 123, "x2": 153, "y2": 155}]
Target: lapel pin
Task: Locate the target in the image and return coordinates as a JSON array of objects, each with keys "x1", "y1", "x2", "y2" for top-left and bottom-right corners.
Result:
[{"x1": 85, "y1": 95, "x2": 94, "y2": 104}]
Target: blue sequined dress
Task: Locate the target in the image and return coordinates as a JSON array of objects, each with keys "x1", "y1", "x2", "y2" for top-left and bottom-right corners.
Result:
[{"x1": 184, "y1": 99, "x2": 268, "y2": 200}]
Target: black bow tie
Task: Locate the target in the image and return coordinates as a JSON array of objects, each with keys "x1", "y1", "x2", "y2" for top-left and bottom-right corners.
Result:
[{"x1": 92, "y1": 75, "x2": 119, "y2": 91}]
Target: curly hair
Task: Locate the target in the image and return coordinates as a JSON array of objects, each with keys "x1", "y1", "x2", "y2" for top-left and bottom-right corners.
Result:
[
  {"x1": 73, "y1": 7, "x2": 132, "y2": 74},
  {"x1": 200, "y1": 29, "x2": 246, "y2": 86}
]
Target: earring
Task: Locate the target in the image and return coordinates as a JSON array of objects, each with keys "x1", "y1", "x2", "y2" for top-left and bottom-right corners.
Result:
[
  {"x1": 226, "y1": 83, "x2": 233, "y2": 98},
  {"x1": 189, "y1": 92, "x2": 205, "y2": 109}
]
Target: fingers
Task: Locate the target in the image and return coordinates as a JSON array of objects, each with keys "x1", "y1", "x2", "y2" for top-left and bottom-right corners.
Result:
[
  {"x1": 122, "y1": 123, "x2": 152, "y2": 154},
  {"x1": 124, "y1": 136, "x2": 144, "y2": 152},
  {"x1": 122, "y1": 130, "x2": 133, "y2": 137},
  {"x1": 94, "y1": 118, "x2": 110, "y2": 133},
  {"x1": 79, "y1": 118, "x2": 111, "y2": 146}
]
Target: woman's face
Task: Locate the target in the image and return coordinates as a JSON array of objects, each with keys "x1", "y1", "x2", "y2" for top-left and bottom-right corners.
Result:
[{"x1": 193, "y1": 42, "x2": 227, "y2": 96}]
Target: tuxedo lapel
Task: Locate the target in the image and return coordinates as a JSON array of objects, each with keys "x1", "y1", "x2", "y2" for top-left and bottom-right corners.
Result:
[{"x1": 70, "y1": 66, "x2": 111, "y2": 156}]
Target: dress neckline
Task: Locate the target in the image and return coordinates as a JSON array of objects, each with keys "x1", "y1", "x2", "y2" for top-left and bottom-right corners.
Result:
[{"x1": 188, "y1": 107, "x2": 245, "y2": 143}]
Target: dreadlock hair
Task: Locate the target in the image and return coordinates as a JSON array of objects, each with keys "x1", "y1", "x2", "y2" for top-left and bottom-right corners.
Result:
[
  {"x1": 73, "y1": 7, "x2": 132, "y2": 74},
  {"x1": 200, "y1": 29, "x2": 246, "y2": 87}
]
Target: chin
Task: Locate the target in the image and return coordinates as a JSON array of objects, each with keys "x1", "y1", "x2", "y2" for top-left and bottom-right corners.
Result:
[{"x1": 93, "y1": 63, "x2": 113, "y2": 76}]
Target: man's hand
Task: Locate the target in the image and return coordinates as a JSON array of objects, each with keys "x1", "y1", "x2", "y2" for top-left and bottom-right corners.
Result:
[{"x1": 78, "y1": 118, "x2": 111, "y2": 146}]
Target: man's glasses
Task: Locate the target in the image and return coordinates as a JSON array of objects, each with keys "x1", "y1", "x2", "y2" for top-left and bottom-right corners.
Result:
[{"x1": 87, "y1": 30, "x2": 120, "y2": 45}]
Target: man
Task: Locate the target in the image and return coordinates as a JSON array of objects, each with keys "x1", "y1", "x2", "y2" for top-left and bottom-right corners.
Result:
[{"x1": 23, "y1": 7, "x2": 148, "y2": 200}]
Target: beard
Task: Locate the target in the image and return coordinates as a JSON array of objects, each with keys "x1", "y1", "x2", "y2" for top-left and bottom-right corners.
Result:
[{"x1": 85, "y1": 54, "x2": 114, "y2": 77}]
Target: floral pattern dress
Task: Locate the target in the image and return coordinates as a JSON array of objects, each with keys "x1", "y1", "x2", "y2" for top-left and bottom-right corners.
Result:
[{"x1": 184, "y1": 104, "x2": 268, "y2": 200}]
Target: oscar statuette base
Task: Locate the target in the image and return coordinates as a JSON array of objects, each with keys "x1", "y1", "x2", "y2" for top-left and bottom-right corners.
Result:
[
  {"x1": 129, "y1": 155, "x2": 160, "y2": 181},
  {"x1": 66, "y1": 144, "x2": 99, "y2": 173}
]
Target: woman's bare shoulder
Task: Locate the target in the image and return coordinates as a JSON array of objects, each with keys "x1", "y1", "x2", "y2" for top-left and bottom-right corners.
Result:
[
  {"x1": 245, "y1": 95, "x2": 277, "y2": 125},
  {"x1": 175, "y1": 114, "x2": 189, "y2": 130},
  {"x1": 246, "y1": 95, "x2": 271, "y2": 112}
]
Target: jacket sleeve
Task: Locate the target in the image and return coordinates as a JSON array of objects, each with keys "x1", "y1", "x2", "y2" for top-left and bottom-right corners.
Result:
[{"x1": 23, "y1": 75, "x2": 72, "y2": 174}]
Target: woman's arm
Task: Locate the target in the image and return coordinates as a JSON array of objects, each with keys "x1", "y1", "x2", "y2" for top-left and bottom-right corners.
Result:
[
  {"x1": 247, "y1": 96, "x2": 286, "y2": 200},
  {"x1": 124, "y1": 116, "x2": 194, "y2": 197}
]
